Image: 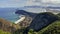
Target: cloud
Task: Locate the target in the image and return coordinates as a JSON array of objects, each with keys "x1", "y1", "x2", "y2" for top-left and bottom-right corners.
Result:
[
  {"x1": 0, "y1": 0, "x2": 60, "y2": 7},
  {"x1": 0, "y1": 0, "x2": 27, "y2": 8},
  {"x1": 25, "y1": 0, "x2": 60, "y2": 7},
  {"x1": 41, "y1": 0, "x2": 60, "y2": 4},
  {"x1": 33, "y1": 0, "x2": 60, "y2": 4},
  {"x1": 25, "y1": 0, "x2": 40, "y2": 6}
]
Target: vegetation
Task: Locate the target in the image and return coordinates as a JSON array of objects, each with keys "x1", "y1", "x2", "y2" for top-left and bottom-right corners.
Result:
[
  {"x1": 0, "y1": 29, "x2": 11, "y2": 34},
  {"x1": 27, "y1": 20, "x2": 60, "y2": 34}
]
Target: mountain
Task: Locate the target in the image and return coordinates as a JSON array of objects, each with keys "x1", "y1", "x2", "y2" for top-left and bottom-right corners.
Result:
[
  {"x1": 21, "y1": 6, "x2": 60, "y2": 9},
  {"x1": 23, "y1": 12, "x2": 58, "y2": 34},
  {"x1": 15, "y1": 10, "x2": 37, "y2": 18},
  {"x1": 47, "y1": 6, "x2": 60, "y2": 9}
]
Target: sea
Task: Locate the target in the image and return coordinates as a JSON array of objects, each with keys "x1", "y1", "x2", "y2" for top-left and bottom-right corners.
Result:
[{"x1": 0, "y1": 8, "x2": 20, "y2": 22}]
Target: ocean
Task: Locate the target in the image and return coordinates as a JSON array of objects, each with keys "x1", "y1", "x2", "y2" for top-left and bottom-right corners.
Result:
[{"x1": 0, "y1": 8, "x2": 19, "y2": 22}]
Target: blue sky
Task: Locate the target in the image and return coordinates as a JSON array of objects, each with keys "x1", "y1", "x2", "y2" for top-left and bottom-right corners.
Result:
[{"x1": 0, "y1": 0, "x2": 60, "y2": 8}]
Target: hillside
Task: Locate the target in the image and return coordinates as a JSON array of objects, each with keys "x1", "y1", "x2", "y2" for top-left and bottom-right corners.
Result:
[
  {"x1": 23, "y1": 12, "x2": 58, "y2": 34},
  {"x1": 38, "y1": 20, "x2": 60, "y2": 34},
  {"x1": 0, "y1": 18, "x2": 20, "y2": 34},
  {"x1": 27, "y1": 20, "x2": 60, "y2": 34},
  {"x1": 27, "y1": 13, "x2": 60, "y2": 34}
]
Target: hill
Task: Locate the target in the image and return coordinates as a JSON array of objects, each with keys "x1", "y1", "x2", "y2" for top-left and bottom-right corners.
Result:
[
  {"x1": 27, "y1": 13, "x2": 60, "y2": 34},
  {"x1": 23, "y1": 12, "x2": 58, "y2": 34},
  {"x1": 38, "y1": 20, "x2": 60, "y2": 34},
  {"x1": 0, "y1": 18, "x2": 20, "y2": 34}
]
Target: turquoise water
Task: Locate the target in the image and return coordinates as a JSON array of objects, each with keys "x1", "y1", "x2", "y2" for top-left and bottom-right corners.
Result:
[{"x1": 0, "y1": 8, "x2": 19, "y2": 22}]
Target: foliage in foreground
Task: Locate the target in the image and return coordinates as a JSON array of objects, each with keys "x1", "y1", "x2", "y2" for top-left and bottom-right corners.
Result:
[{"x1": 0, "y1": 30, "x2": 11, "y2": 34}]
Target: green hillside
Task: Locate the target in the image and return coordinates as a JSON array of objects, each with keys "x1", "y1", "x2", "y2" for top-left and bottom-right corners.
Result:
[
  {"x1": 38, "y1": 20, "x2": 60, "y2": 34},
  {"x1": 28, "y1": 20, "x2": 60, "y2": 34},
  {"x1": 28, "y1": 13, "x2": 60, "y2": 34}
]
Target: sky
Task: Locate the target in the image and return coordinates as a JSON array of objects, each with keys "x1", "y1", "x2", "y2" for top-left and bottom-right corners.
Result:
[{"x1": 0, "y1": 0, "x2": 60, "y2": 8}]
